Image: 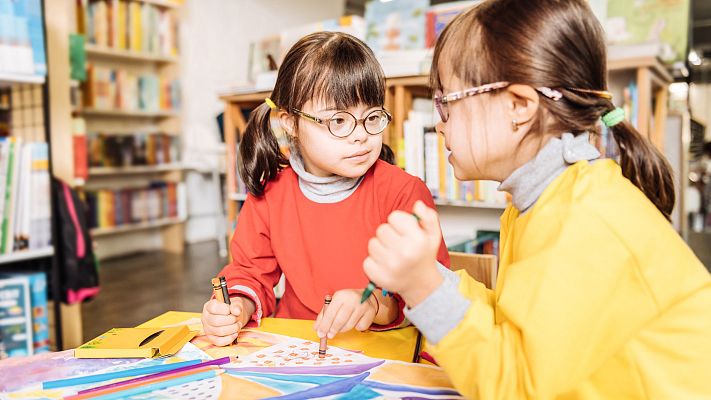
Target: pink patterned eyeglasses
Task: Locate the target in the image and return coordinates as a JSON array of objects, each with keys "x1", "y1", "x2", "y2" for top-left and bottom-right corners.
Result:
[{"x1": 434, "y1": 81, "x2": 564, "y2": 122}]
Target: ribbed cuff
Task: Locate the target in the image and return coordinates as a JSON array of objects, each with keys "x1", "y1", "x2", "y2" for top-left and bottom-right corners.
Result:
[
  {"x1": 228, "y1": 285, "x2": 263, "y2": 325},
  {"x1": 404, "y1": 269, "x2": 470, "y2": 345}
]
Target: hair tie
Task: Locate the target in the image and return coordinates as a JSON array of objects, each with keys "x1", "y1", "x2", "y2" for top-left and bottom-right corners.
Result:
[
  {"x1": 265, "y1": 98, "x2": 278, "y2": 110},
  {"x1": 602, "y1": 107, "x2": 625, "y2": 128}
]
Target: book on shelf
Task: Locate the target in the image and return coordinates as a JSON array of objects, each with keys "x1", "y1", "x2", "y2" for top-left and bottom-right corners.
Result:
[
  {"x1": 88, "y1": 132, "x2": 179, "y2": 168},
  {"x1": 0, "y1": 274, "x2": 32, "y2": 358},
  {"x1": 78, "y1": 0, "x2": 179, "y2": 57},
  {"x1": 0, "y1": 138, "x2": 51, "y2": 255},
  {"x1": 69, "y1": 33, "x2": 87, "y2": 82},
  {"x1": 73, "y1": 116, "x2": 89, "y2": 180},
  {"x1": 82, "y1": 64, "x2": 180, "y2": 112},
  {"x1": 0, "y1": 272, "x2": 49, "y2": 355},
  {"x1": 401, "y1": 98, "x2": 507, "y2": 206},
  {"x1": 425, "y1": 1, "x2": 479, "y2": 48},
  {"x1": 364, "y1": 0, "x2": 430, "y2": 77},
  {"x1": 622, "y1": 80, "x2": 639, "y2": 129},
  {"x1": 0, "y1": 0, "x2": 47, "y2": 78},
  {"x1": 365, "y1": 0, "x2": 428, "y2": 53},
  {"x1": 86, "y1": 181, "x2": 184, "y2": 230}
]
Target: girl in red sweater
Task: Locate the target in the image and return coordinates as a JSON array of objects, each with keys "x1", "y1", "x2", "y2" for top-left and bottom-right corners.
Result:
[{"x1": 201, "y1": 32, "x2": 450, "y2": 346}]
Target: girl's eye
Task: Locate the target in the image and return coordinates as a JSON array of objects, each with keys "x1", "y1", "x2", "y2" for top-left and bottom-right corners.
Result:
[
  {"x1": 332, "y1": 117, "x2": 346, "y2": 126},
  {"x1": 367, "y1": 114, "x2": 380, "y2": 122}
]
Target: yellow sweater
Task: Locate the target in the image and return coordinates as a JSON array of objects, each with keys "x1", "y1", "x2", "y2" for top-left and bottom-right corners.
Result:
[{"x1": 431, "y1": 160, "x2": 711, "y2": 399}]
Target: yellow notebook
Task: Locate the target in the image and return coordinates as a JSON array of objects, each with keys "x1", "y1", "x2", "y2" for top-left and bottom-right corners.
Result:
[{"x1": 75, "y1": 326, "x2": 195, "y2": 359}]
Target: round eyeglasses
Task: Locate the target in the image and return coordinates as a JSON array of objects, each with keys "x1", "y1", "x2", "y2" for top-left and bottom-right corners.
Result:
[{"x1": 291, "y1": 108, "x2": 392, "y2": 138}]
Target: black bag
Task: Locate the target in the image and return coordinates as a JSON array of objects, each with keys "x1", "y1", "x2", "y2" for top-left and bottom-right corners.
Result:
[{"x1": 53, "y1": 178, "x2": 99, "y2": 303}]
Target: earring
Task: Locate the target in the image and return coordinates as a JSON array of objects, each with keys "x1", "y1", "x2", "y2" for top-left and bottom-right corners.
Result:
[{"x1": 512, "y1": 119, "x2": 519, "y2": 132}]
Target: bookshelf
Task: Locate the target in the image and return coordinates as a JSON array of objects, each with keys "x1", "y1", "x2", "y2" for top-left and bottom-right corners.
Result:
[
  {"x1": 91, "y1": 216, "x2": 185, "y2": 237},
  {"x1": 0, "y1": 247, "x2": 54, "y2": 264},
  {"x1": 607, "y1": 56, "x2": 672, "y2": 150},
  {"x1": 79, "y1": 108, "x2": 179, "y2": 118},
  {"x1": 1, "y1": 0, "x2": 66, "y2": 354},
  {"x1": 434, "y1": 200, "x2": 507, "y2": 210},
  {"x1": 32, "y1": 0, "x2": 186, "y2": 349},
  {"x1": 85, "y1": 44, "x2": 179, "y2": 64},
  {"x1": 68, "y1": 0, "x2": 186, "y2": 261},
  {"x1": 218, "y1": 54, "x2": 673, "y2": 241},
  {"x1": 88, "y1": 163, "x2": 185, "y2": 176}
]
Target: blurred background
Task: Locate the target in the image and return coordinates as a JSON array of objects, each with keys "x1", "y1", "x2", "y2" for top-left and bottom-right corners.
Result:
[{"x1": 0, "y1": 0, "x2": 708, "y2": 359}]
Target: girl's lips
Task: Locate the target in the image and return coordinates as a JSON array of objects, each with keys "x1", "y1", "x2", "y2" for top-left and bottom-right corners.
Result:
[{"x1": 346, "y1": 150, "x2": 371, "y2": 162}]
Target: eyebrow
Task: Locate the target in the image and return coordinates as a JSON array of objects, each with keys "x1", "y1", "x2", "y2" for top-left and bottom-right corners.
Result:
[{"x1": 314, "y1": 106, "x2": 381, "y2": 115}]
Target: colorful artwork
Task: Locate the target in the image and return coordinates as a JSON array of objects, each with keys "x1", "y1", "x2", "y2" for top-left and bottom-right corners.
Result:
[
  {"x1": 1, "y1": 314, "x2": 462, "y2": 399},
  {"x1": 0, "y1": 343, "x2": 210, "y2": 399},
  {"x1": 218, "y1": 337, "x2": 463, "y2": 399},
  {"x1": 604, "y1": 0, "x2": 690, "y2": 62}
]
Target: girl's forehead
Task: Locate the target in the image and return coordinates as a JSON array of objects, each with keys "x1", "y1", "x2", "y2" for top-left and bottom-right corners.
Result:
[{"x1": 306, "y1": 98, "x2": 378, "y2": 112}]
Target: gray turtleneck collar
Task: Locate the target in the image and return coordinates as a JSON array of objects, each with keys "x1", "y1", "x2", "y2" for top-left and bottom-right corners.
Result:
[
  {"x1": 499, "y1": 133, "x2": 601, "y2": 214},
  {"x1": 289, "y1": 149, "x2": 364, "y2": 203}
]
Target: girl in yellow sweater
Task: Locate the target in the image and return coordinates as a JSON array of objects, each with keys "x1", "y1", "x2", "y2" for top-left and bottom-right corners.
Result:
[{"x1": 363, "y1": 0, "x2": 711, "y2": 398}]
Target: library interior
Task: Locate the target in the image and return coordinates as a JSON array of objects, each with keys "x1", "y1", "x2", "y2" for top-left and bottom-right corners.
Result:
[{"x1": 0, "y1": 0, "x2": 710, "y2": 399}]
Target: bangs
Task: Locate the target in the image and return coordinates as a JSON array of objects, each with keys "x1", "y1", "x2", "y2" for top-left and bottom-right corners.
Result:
[{"x1": 290, "y1": 35, "x2": 385, "y2": 110}]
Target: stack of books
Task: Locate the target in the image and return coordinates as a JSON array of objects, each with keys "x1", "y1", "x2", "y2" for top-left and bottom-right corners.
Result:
[
  {"x1": 78, "y1": 0, "x2": 179, "y2": 57},
  {"x1": 0, "y1": 138, "x2": 51, "y2": 255},
  {"x1": 86, "y1": 181, "x2": 183, "y2": 230}
]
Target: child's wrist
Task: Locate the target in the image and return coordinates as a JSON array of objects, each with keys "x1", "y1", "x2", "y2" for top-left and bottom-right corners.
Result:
[{"x1": 399, "y1": 263, "x2": 443, "y2": 307}]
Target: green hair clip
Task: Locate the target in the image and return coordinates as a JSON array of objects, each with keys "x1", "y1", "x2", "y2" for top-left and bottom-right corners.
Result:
[{"x1": 602, "y1": 107, "x2": 625, "y2": 128}]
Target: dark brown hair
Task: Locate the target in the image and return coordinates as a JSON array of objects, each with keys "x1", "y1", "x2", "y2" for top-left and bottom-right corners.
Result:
[
  {"x1": 240, "y1": 31, "x2": 395, "y2": 196},
  {"x1": 431, "y1": 0, "x2": 675, "y2": 219}
]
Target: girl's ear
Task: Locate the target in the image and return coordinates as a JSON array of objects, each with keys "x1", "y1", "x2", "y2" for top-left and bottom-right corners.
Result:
[
  {"x1": 503, "y1": 84, "x2": 540, "y2": 130},
  {"x1": 278, "y1": 110, "x2": 297, "y2": 138}
]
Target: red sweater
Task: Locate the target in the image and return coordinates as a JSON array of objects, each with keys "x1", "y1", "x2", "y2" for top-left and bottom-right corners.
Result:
[{"x1": 219, "y1": 160, "x2": 450, "y2": 329}]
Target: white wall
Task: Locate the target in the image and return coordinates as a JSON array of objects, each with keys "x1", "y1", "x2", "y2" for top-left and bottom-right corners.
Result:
[{"x1": 180, "y1": 0, "x2": 345, "y2": 242}]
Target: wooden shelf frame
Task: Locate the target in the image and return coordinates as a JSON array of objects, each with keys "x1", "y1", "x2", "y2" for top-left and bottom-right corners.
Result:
[
  {"x1": 91, "y1": 217, "x2": 185, "y2": 237},
  {"x1": 78, "y1": 108, "x2": 180, "y2": 118},
  {"x1": 0, "y1": 72, "x2": 46, "y2": 87},
  {"x1": 88, "y1": 164, "x2": 186, "y2": 176},
  {"x1": 85, "y1": 44, "x2": 178, "y2": 64},
  {"x1": 0, "y1": 247, "x2": 55, "y2": 265}
]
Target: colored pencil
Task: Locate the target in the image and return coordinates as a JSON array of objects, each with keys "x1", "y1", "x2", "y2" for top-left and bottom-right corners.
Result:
[
  {"x1": 65, "y1": 366, "x2": 217, "y2": 400},
  {"x1": 89, "y1": 369, "x2": 225, "y2": 400},
  {"x1": 42, "y1": 359, "x2": 202, "y2": 389},
  {"x1": 75, "y1": 356, "x2": 235, "y2": 396}
]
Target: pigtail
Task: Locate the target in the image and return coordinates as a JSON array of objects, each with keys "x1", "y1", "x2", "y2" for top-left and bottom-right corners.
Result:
[
  {"x1": 238, "y1": 103, "x2": 288, "y2": 196},
  {"x1": 608, "y1": 116, "x2": 675, "y2": 220}
]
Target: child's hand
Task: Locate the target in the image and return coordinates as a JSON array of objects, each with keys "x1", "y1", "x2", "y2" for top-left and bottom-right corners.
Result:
[
  {"x1": 201, "y1": 296, "x2": 254, "y2": 346},
  {"x1": 364, "y1": 200, "x2": 444, "y2": 307},
  {"x1": 313, "y1": 289, "x2": 378, "y2": 339}
]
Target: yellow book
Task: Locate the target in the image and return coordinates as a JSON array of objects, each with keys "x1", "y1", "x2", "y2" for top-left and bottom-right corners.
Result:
[
  {"x1": 117, "y1": 1, "x2": 127, "y2": 50},
  {"x1": 75, "y1": 326, "x2": 195, "y2": 359},
  {"x1": 130, "y1": 2, "x2": 142, "y2": 52}
]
